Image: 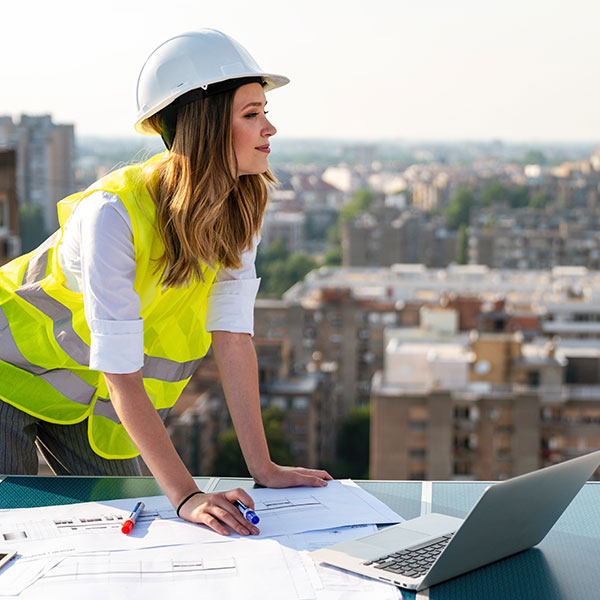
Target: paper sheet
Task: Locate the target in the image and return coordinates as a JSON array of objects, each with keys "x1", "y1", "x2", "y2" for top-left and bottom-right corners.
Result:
[
  {"x1": 272, "y1": 525, "x2": 401, "y2": 600},
  {"x1": 0, "y1": 480, "x2": 402, "y2": 551},
  {"x1": 0, "y1": 480, "x2": 404, "y2": 597},
  {"x1": 7, "y1": 539, "x2": 304, "y2": 600},
  {"x1": 2, "y1": 527, "x2": 401, "y2": 600}
]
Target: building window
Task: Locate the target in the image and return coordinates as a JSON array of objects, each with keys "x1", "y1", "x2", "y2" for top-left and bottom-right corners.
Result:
[
  {"x1": 409, "y1": 448, "x2": 426, "y2": 459},
  {"x1": 292, "y1": 397, "x2": 309, "y2": 411},
  {"x1": 527, "y1": 371, "x2": 540, "y2": 387},
  {"x1": 453, "y1": 462, "x2": 472, "y2": 476},
  {"x1": 270, "y1": 396, "x2": 288, "y2": 411},
  {"x1": 381, "y1": 312, "x2": 397, "y2": 326},
  {"x1": 329, "y1": 334, "x2": 343, "y2": 345},
  {"x1": 0, "y1": 194, "x2": 6, "y2": 229},
  {"x1": 409, "y1": 420, "x2": 427, "y2": 432}
]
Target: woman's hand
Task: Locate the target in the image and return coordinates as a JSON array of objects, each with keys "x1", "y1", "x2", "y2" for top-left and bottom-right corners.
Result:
[
  {"x1": 252, "y1": 462, "x2": 333, "y2": 489},
  {"x1": 178, "y1": 488, "x2": 260, "y2": 537}
]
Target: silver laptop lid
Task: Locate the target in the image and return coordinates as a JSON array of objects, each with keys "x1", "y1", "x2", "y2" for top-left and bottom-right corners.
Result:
[{"x1": 421, "y1": 450, "x2": 600, "y2": 588}]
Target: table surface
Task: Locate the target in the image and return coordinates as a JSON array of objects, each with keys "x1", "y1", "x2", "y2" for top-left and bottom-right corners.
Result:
[{"x1": 1, "y1": 475, "x2": 598, "y2": 600}]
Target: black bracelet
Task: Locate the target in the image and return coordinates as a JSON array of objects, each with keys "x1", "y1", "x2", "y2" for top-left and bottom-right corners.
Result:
[{"x1": 176, "y1": 491, "x2": 204, "y2": 518}]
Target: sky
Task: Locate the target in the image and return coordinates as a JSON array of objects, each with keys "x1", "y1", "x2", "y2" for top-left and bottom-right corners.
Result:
[{"x1": 2, "y1": 0, "x2": 599, "y2": 143}]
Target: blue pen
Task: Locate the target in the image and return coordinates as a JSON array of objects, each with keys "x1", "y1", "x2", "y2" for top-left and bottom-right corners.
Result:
[{"x1": 234, "y1": 500, "x2": 260, "y2": 525}]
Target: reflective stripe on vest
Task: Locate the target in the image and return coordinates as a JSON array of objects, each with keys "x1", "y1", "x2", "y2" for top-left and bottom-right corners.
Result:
[
  {"x1": 16, "y1": 282, "x2": 91, "y2": 365},
  {"x1": 142, "y1": 355, "x2": 202, "y2": 382},
  {"x1": 0, "y1": 305, "x2": 96, "y2": 405},
  {"x1": 21, "y1": 230, "x2": 60, "y2": 285},
  {"x1": 14, "y1": 275, "x2": 201, "y2": 384}
]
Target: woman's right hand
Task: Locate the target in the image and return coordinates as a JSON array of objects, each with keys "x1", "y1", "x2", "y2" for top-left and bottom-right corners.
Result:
[{"x1": 177, "y1": 488, "x2": 260, "y2": 537}]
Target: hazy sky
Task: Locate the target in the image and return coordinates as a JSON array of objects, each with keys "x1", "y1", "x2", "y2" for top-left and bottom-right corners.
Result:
[{"x1": 2, "y1": 0, "x2": 599, "y2": 142}]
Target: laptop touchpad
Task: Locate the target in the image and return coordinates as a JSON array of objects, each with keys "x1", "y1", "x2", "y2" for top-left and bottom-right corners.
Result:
[{"x1": 360, "y1": 526, "x2": 427, "y2": 550}]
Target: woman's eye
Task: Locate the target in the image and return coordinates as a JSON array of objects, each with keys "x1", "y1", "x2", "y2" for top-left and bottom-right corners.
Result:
[{"x1": 244, "y1": 111, "x2": 269, "y2": 119}]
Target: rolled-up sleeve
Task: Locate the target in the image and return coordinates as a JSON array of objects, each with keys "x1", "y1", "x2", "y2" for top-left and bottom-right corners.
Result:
[
  {"x1": 90, "y1": 318, "x2": 144, "y2": 374},
  {"x1": 205, "y1": 237, "x2": 261, "y2": 335},
  {"x1": 205, "y1": 278, "x2": 261, "y2": 335}
]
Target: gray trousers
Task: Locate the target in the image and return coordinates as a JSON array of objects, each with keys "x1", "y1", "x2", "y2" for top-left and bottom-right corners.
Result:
[{"x1": 0, "y1": 400, "x2": 142, "y2": 476}]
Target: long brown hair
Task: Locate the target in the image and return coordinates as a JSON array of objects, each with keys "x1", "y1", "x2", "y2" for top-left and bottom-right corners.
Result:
[{"x1": 143, "y1": 88, "x2": 275, "y2": 287}]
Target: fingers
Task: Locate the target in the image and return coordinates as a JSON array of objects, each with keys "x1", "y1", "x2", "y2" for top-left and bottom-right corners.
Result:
[
  {"x1": 224, "y1": 487, "x2": 256, "y2": 509},
  {"x1": 300, "y1": 473, "x2": 328, "y2": 487},
  {"x1": 292, "y1": 468, "x2": 333, "y2": 487},
  {"x1": 205, "y1": 502, "x2": 259, "y2": 537},
  {"x1": 257, "y1": 465, "x2": 335, "y2": 489},
  {"x1": 303, "y1": 468, "x2": 334, "y2": 482},
  {"x1": 181, "y1": 489, "x2": 260, "y2": 537}
]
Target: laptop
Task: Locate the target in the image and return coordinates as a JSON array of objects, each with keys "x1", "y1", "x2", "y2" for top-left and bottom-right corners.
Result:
[{"x1": 311, "y1": 450, "x2": 600, "y2": 591}]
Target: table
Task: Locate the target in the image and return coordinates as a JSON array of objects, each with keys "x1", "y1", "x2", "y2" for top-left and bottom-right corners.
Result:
[{"x1": 1, "y1": 475, "x2": 599, "y2": 599}]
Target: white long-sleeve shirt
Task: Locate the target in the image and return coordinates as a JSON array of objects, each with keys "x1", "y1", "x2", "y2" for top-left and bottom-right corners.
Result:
[{"x1": 58, "y1": 191, "x2": 260, "y2": 374}]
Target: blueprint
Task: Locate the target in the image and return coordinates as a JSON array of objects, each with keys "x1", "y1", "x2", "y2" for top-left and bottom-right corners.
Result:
[
  {"x1": 0, "y1": 480, "x2": 404, "y2": 598},
  {"x1": 1, "y1": 528, "x2": 400, "y2": 600},
  {"x1": 9, "y1": 540, "x2": 301, "y2": 600},
  {"x1": 0, "y1": 480, "x2": 402, "y2": 549}
]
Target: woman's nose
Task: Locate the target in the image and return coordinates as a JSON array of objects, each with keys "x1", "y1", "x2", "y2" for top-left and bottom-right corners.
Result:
[{"x1": 263, "y1": 117, "x2": 277, "y2": 137}]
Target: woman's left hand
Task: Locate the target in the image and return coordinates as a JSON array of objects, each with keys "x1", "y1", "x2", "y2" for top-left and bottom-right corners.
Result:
[{"x1": 252, "y1": 462, "x2": 333, "y2": 488}]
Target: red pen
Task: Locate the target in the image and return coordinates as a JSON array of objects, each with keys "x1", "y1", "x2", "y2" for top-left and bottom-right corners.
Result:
[{"x1": 121, "y1": 501, "x2": 145, "y2": 535}]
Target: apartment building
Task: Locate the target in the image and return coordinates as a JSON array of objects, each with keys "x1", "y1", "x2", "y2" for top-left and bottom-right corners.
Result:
[
  {"x1": 0, "y1": 114, "x2": 76, "y2": 236},
  {"x1": 0, "y1": 149, "x2": 20, "y2": 263},
  {"x1": 342, "y1": 207, "x2": 457, "y2": 268},
  {"x1": 370, "y1": 318, "x2": 600, "y2": 481},
  {"x1": 261, "y1": 210, "x2": 306, "y2": 254},
  {"x1": 257, "y1": 294, "x2": 395, "y2": 465}
]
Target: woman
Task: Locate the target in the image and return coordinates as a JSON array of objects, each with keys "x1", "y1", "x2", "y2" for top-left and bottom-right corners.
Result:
[{"x1": 0, "y1": 29, "x2": 331, "y2": 537}]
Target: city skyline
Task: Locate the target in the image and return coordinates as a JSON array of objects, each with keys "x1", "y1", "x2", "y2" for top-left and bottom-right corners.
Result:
[{"x1": 2, "y1": 0, "x2": 600, "y2": 143}]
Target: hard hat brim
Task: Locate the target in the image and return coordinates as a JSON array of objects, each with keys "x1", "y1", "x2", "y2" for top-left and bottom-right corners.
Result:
[{"x1": 134, "y1": 72, "x2": 289, "y2": 136}]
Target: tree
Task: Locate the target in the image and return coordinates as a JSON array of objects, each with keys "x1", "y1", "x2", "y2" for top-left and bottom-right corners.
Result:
[
  {"x1": 522, "y1": 149, "x2": 547, "y2": 165},
  {"x1": 481, "y1": 182, "x2": 511, "y2": 207},
  {"x1": 285, "y1": 253, "x2": 318, "y2": 285},
  {"x1": 508, "y1": 185, "x2": 530, "y2": 209},
  {"x1": 261, "y1": 406, "x2": 295, "y2": 465},
  {"x1": 256, "y1": 239, "x2": 317, "y2": 298},
  {"x1": 480, "y1": 181, "x2": 530, "y2": 209},
  {"x1": 328, "y1": 405, "x2": 370, "y2": 479},
  {"x1": 339, "y1": 189, "x2": 376, "y2": 224},
  {"x1": 212, "y1": 427, "x2": 247, "y2": 477},
  {"x1": 530, "y1": 190, "x2": 551, "y2": 209},
  {"x1": 323, "y1": 245, "x2": 342, "y2": 266},
  {"x1": 255, "y1": 237, "x2": 289, "y2": 276},
  {"x1": 456, "y1": 224, "x2": 468, "y2": 265},
  {"x1": 212, "y1": 405, "x2": 294, "y2": 477},
  {"x1": 444, "y1": 187, "x2": 475, "y2": 230},
  {"x1": 326, "y1": 222, "x2": 341, "y2": 246}
]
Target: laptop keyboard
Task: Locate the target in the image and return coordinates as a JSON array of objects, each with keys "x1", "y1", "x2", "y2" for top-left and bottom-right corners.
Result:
[{"x1": 362, "y1": 533, "x2": 455, "y2": 579}]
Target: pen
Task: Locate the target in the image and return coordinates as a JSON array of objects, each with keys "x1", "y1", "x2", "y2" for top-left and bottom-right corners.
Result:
[
  {"x1": 234, "y1": 499, "x2": 260, "y2": 525},
  {"x1": 121, "y1": 501, "x2": 145, "y2": 535}
]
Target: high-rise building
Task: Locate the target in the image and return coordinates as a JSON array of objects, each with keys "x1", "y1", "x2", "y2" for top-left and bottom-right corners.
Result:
[
  {"x1": 0, "y1": 149, "x2": 21, "y2": 263},
  {"x1": 0, "y1": 114, "x2": 76, "y2": 236}
]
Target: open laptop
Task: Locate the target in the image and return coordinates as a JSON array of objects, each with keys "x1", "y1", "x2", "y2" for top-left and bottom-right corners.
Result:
[{"x1": 311, "y1": 450, "x2": 600, "y2": 591}]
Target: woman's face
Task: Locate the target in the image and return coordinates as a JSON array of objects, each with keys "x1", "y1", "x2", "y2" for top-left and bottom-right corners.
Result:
[{"x1": 232, "y1": 82, "x2": 277, "y2": 176}]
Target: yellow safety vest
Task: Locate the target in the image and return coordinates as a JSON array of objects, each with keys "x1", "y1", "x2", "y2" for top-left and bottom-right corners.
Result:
[{"x1": 0, "y1": 153, "x2": 217, "y2": 459}]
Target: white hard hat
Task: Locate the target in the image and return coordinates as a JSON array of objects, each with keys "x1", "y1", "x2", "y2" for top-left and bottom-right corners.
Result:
[{"x1": 134, "y1": 29, "x2": 290, "y2": 135}]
